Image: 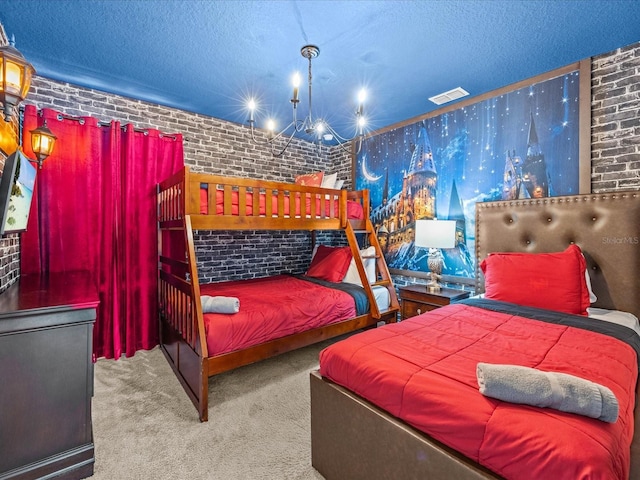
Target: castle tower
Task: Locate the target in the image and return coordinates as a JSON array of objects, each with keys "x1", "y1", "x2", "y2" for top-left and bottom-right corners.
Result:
[
  {"x1": 405, "y1": 122, "x2": 437, "y2": 220},
  {"x1": 522, "y1": 113, "x2": 549, "y2": 198},
  {"x1": 447, "y1": 180, "x2": 466, "y2": 244}
]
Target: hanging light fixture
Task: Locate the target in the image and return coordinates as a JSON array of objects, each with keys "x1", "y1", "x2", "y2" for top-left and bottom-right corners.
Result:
[
  {"x1": 247, "y1": 44, "x2": 367, "y2": 157},
  {"x1": 0, "y1": 36, "x2": 35, "y2": 122},
  {"x1": 30, "y1": 121, "x2": 57, "y2": 169}
]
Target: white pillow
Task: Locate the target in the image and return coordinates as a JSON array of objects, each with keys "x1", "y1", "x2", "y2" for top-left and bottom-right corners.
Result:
[
  {"x1": 321, "y1": 172, "x2": 338, "y2": 189},
  {"x1": 585, "y1": 269, "x2": 597, "y2": 303},
  {"x1": 342, "y1": 246, "x2": 376, "y2": 286},
  {"x1": 334, "y1": 179, "x2": 345, "y2": 190}
]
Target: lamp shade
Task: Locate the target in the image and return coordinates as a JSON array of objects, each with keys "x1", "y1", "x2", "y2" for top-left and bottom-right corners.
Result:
[
  {"x1": 0, "y1": 42, "x2": 34, "y2": 122},
  {"x1": 414, "y1": 219, "x2": 456, "y2": 249},
  {"x1": 30, "y1": 121, "x2": 57, "y2": 168}
]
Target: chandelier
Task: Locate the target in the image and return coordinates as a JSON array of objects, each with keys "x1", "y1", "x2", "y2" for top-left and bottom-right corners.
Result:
[{"x1": 247, "y1": 44, "x2": 366, "y2": 157}]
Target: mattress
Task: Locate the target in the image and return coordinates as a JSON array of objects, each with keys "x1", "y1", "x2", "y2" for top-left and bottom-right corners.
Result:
[
  {"x1": 319, "y1": 299, "x2": 639, "y2": 479},
  {"x1": 200, "y1": 275, "x2": 360, "y2": 356},
  {"x1": 371, "y1": 285, "x2": 390, "y2": 311}
]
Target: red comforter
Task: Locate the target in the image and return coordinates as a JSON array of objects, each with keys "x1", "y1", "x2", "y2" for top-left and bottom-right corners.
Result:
[
  {"x1": 199, "y1": 188, "x2": 364, "y2": 219},
  {"x1": 319, "y1": 302, "x2": 638, "y2": 479},
  {"x1": 200, "y1": 275, "x2": 356, "y2": 356}
]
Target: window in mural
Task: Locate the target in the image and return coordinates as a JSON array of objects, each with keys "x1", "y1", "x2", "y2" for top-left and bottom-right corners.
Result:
[{"x1": 355, "y1": 68, "x2": 584, "y2": 280}]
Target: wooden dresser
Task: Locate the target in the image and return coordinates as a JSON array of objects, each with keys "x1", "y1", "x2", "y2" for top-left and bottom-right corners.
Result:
[{"x1": 0, "y1": 271, "x2": 99, "y2": 480}]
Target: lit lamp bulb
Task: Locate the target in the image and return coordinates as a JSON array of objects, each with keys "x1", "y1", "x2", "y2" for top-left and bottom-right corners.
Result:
[
  {"x1": 291, "y1": 72, "x2": 300, "y2": 105},
  {"x1": 0, "y1": 39, "x2": 35, "y2": 122},
  {"x1": 247, "y1": 98, "x2": 256, "y2": 123},
  {"x1": 266, "y1": 119, "x2": 276, "y2": 139},
  {"x1": 30, "y1": 120, "x2": 57, "y2": 169},
  {"x1": 358, "y1": 116, "x2": 367, "y2": 135},
  {"x1": 357, "y1": 89, "x2": 366, "y2": 116}
]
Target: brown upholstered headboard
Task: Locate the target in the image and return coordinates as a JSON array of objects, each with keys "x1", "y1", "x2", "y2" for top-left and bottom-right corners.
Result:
[{"x1": 475, "y1": 192, "x2": 640, "y2": 320}]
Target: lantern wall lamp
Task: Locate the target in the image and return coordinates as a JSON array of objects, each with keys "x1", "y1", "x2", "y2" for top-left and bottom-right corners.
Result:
[
  {"x1": 0, "y1": 36, "x2": 34, "y2": 122},
  {"x1": 29, "y1": 120, "x2": 57, "y2": 169}
]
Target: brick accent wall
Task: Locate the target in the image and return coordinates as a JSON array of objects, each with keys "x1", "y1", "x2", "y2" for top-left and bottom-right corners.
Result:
[
  {"x1": 22, "y1": 76, "x2": 345, "y2": 283},
  {"x1": 1, "y1": 39, "x2": 639, "y2": 291},
  {"x1": 591, "y1": 42, "x2": 640, "y2": 192}
]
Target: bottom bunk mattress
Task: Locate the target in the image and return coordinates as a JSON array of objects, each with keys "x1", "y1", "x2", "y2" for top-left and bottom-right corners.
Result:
[
  {"x1": 200, "y1": 274, "x2": 371, "y2": 357},
  {"x1": 319, "y1": 298, "x2": 640, "y2": 479}
]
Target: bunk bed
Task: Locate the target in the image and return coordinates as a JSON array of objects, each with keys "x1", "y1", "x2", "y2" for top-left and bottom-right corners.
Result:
[
  {"x1": 311, "y1": 191, "x2": 640, "y2": 480},
  {"x1": 157, "y1": 166, "x2": 399, "y2": 422}
]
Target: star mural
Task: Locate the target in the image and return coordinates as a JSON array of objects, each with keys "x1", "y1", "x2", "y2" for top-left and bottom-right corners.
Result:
[{"x1": 356, "y1": 71, "x2": 581, "y2": 279}]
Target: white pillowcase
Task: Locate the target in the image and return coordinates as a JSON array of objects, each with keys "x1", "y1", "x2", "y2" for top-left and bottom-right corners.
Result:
[
  {"x1": 343, "y1": 246, "x2": 376, "y2": 286},
  {"x1": 333, "y1": 179, "x2": 344, "y2": 190},
  {"x1": 321, "y1": 172, "x2": 338, "y2": 189},
  {"x1": 585, "y1": 269, "x2": 597, "y2": 303}
]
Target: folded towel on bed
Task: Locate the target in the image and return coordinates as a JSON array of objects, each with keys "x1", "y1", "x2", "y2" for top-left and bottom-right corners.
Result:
[
  {"x1": 476, "y1": 363, "x2": 618, "y2": 423},
  {"x1": 200, "y1": 295, "x2": 240, "y2": 314}
]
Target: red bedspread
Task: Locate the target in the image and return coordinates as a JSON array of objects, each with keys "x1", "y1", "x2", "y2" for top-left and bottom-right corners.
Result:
[
  {"x1": 200, "y1": 275, "x2": 356, "y2": 356},
  {"x1": 199, "y1": 188, "x2": 364, "y2": 219},
  {"x1": 319, "y1": 302, "x2": 638, "y2": 479}
]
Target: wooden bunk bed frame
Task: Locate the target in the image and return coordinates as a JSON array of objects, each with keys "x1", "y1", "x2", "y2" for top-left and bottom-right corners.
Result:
[
  {"x1": 157, "y1": 166, "x2": 399, "y2": 422},
  {"x1": 311, "y1": 191, "x2": 640, "y2": 479}
]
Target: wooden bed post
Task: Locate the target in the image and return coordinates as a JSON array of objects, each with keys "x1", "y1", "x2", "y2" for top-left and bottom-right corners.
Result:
[
  {"x1": 345, "y1": 218, "x2": 399, "y2": 322},
  {"x1": 184, "y1": 215, "x2": 209, "y2": 422}
]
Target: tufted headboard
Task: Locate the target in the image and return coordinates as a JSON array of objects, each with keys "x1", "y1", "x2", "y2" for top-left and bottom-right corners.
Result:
[{"x1": 475, "y1": 191, "x2": 640, "y2": 320}]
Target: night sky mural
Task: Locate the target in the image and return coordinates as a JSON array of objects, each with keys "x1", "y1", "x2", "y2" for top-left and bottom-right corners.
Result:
[{"x1": 355, "y1": 70, "x2": 581, "y2": 280}]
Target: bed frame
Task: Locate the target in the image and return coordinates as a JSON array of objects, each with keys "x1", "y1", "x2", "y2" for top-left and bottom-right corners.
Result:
[
  {"x1": 157, "y1": 166, "x2": 400, "y2": 421},
  {"x1": 311, "y1": 191, "x2": 640, "y2": 480}
]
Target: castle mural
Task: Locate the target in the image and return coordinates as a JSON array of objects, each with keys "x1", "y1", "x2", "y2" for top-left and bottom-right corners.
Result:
[{"x1": 355, "y1": 70, "x2": 582, "y2": 280}]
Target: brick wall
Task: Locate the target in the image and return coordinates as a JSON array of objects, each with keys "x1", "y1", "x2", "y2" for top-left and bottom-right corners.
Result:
[
  {"x1": 22, "y1": 76, "x2": 349, "y2": 283},
  {"x1": 591, "y1": 42, "x2": 640, "y2": 191},
  {"x1": 1, "y1": 40, "x2": 639, "y2": 291}
]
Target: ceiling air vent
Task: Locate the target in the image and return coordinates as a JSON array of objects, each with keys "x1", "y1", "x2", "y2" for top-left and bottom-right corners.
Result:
[{"x1": 428, "y1": 87, "x2": 469, "y2": 105}]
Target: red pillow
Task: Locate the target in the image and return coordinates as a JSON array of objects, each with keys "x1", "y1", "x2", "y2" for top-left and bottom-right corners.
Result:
[
  {"x1": 480, "y1": 244, "x2": 590, "y2": 316},
  {"x1": 306, "y1": 245, "x2": 353, "y2": 283},
  {"x1": 295, "y1": 171, "x2": 324, "y2": 187}
]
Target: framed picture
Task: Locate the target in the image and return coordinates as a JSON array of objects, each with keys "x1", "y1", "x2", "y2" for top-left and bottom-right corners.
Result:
[
  {"x1": 354, "y1": 61, "x2": 591, "y2": 283},
  {"x1": 0, "y1": 149, "x2": 37, "y2": 234}
]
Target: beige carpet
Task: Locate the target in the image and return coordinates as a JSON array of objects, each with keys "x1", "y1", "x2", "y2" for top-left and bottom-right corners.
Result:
[{"x1": 91, "y1": 341, "x2": 334, "y2": 479}]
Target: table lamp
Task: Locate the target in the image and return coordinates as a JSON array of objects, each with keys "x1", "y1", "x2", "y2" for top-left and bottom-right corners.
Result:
[{"x1": 414, "y1": 219, "x2": 456, "y2": 292}]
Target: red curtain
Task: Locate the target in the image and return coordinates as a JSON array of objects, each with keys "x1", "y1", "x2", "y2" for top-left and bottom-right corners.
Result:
[{"x1": 21, "y1": 105, "x2": 184, "y2": 359}]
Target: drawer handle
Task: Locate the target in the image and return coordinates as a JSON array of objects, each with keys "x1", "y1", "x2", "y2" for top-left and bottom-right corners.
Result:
[{"x1": 417, "y1": 308, "x2": 421, "y2": 315}]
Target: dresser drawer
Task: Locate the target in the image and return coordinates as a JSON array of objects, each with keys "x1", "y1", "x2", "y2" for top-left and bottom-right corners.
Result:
[{"x1": 402, "y1": 299, "x2": 439, "y2": 319}]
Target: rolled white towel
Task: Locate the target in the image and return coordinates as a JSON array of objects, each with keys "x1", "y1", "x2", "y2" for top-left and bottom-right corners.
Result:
[
  {"x1": 200, "y1": 295, "x2": 240, "y2": 314},
  {"x1": 476, "y1": 363, "x2": 618, "y2": 423}
]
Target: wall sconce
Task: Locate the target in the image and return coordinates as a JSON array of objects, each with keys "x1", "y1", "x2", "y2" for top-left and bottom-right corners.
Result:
[
  {"x1": 414, "y1": 219, "x2": 457, "y2": 292},
  {"x1": 0, "y1": 38, "x2": 35, "y2": 122},
  {"x1": 30, "y1": 121, "x2": 57, "y2": 168}
]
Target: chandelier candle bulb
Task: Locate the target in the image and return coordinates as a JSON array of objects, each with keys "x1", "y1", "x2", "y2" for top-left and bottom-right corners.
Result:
[
  {"x1": 248, "y1": 99, "x2": 255, "y2": 123},
  {"x1": 357, "y1": 89, "x2": 366, "y2": 116},
  {"x1": 267, "y1": 119, "x2": 276, "y2": 139},
  {"x1": 246, "y1": 43, "x2": 368, "y2": 156},
  {"x1": 292, "y1": 73, "x2": 300, "y2": 104}
]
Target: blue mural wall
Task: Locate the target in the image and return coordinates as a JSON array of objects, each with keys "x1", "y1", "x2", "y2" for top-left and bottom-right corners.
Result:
[{"x1": 355, "y1": 70, "x2": 581, "y2": 279}]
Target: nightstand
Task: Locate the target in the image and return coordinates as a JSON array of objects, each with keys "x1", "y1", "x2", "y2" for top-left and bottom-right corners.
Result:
[{"x1": 399, "y1": 284, "x2": 470, "y2": 320}]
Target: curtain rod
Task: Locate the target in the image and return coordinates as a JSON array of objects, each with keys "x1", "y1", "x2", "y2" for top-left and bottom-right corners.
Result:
[
  {"x1": 18, "y1": 107, "x2": 179, "y2": 143},
  {"x1": 49, "y1": 111, "x2": 177, "y2": 139}
]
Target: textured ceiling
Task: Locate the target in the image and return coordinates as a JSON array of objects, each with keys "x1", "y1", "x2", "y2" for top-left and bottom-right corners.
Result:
[{"x1": 1, "y1": 0, "x2": 640, "y2": 142}]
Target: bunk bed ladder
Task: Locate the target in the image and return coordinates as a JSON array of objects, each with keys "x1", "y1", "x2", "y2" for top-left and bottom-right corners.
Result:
[{"x1": 345, "y1": 219, "x2": 400, "y2": 322}]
